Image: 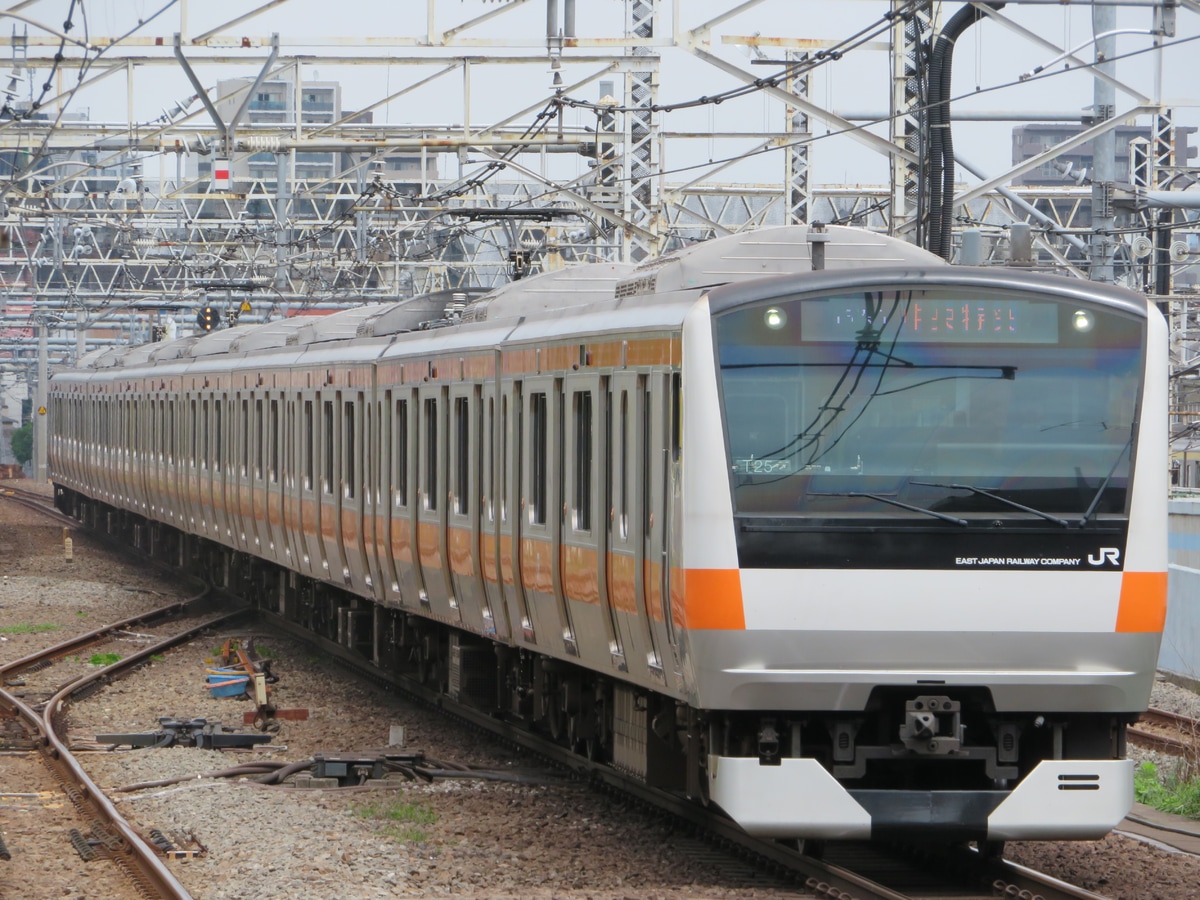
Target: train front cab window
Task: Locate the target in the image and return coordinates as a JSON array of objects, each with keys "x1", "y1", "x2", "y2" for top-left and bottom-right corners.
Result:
[{"x1": 713, "y1": 286, "x2": 1145, "y2": 523}]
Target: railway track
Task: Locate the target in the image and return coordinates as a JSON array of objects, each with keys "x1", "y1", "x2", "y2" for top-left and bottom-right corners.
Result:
[
  {"x1": 1128, "y1": 707, "x2": 1200, "y2": 757},
  {"x1": 0, "y1": 588, "x2": 250, "y2": 900},
  {"x1": 0, "y1": 484, "x2": 72, "y2": 524},
  {"x1": 262, "y1": 609, "x2": 1116, "y2": 900},
  {"x1": 2, "y1": 484, "x2": 1176, "y2": 897}
]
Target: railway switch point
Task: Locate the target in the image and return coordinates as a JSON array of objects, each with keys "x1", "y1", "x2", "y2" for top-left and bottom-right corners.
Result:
[{"x1": 95, "y1": 717, "x2": 272, "y2": 750}]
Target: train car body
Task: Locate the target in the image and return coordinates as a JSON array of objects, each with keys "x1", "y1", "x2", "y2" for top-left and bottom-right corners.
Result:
[{"x1": 49, "y1": 225, "x2": 1167, "y2": 844}]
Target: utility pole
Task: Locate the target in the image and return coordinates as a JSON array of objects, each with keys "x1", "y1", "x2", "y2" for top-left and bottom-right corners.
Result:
[
  {"x1": 34, "y1": 317, "x2": 47, "y2": 481},
  {"x1": 1088, "y1": 4, "x2": 1117, "y2": 284}
]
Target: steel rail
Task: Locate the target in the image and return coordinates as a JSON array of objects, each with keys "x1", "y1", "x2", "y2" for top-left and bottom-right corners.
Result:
[
  {"x1": 0, "y1": 598, "x2": 200, "y2": 680},
  {"x1": 262, "y1": 608, "x2": 1116, "y2": 900},
  {"x1": 1127, "y1": 706, "x2": 1200, "y2": 756},
  {"x1": 36, "y1": 608, "x2": 251, "y2": 899},
  {"x1": 0, "y1": 485, "x2": 79, "y2": 527}
]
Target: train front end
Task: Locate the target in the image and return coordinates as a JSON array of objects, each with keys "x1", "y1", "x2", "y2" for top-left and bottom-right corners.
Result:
[{"x1": 682, "y1": 267, "x2": 1166, "y2": 842}]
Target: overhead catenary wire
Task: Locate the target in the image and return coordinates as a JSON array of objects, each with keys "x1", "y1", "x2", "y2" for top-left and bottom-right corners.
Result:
[{"x1": 6, "y1": 3, "x2": 1200, "y2": 324}]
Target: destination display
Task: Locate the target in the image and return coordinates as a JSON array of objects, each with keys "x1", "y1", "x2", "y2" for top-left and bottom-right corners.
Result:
[{"x1": 799, "y1": 297, "x2": 1061, "y2": 344}]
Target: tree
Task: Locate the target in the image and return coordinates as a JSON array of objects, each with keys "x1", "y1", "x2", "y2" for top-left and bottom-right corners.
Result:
[{"x1": 9, "y1": 424, "x2": 32, "y2": 465}]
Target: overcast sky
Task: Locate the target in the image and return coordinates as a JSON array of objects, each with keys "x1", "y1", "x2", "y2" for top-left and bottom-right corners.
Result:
[{"x1": 17, "y1": 0, "x2": 1200, "y2": 191}]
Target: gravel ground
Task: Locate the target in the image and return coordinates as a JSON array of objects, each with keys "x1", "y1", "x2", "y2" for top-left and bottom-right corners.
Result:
[{"x1": 5, "y1": 482, "x2": 1200, "y2": 899}]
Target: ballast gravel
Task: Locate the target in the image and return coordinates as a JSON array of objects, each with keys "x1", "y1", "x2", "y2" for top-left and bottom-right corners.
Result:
[{"x1": 4, "y1": 481, "x2": 1200, "y2": 899}]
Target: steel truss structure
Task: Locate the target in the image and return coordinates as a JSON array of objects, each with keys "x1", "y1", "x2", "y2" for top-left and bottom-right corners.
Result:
[{"x1": 0, "y1": 0, "x2": 1199, "y2": 448}]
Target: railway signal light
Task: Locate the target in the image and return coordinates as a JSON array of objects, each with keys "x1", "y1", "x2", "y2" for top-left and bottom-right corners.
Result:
[{"x1": 196, "y1": 305, "x2": 217, "y2": 331}]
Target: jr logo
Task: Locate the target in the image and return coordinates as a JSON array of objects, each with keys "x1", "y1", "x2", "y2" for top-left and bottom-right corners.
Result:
[{"x1": 1087, "y1": 548, "x2": 1121, "y2": 566}]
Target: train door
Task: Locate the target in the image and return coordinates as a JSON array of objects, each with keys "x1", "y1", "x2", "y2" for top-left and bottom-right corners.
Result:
[
  {"x1": 338, "y1": 390, "x2": 371, "y2": 591},
  {"x1": 448, "y1": 384, "x2": 484, "y2": 631},
  {"x1": 114, "y1": 396, "x2": 123, "y2": 505},
  {"x1": 499, "y1": 380, "x2": 534, "y2": 643},
  {"x1": 644, "y1": 373, "x2": 677, "y2": 681},
  {"x1": 242, "y1": 396, "x2": 259, "y2": 556},
  {"x1": 607, "y1": 372, "x2": 661, "y2": 679},
  {"x1": 213, "y1": 394, "x2": 229, "y2": 544},
  {"x1": 299, "y1": 395, "x2": 322, "y2": 577},
  {"x1": 364, "y1": 394, "x2": 387, "y2": 602},
  {"x1": 249, "y1": 395, "x2": 266, "y2": 554},
  {"x1": 319, "y1": 393, "x2": 346, "y2": 582},
  {"x1": 140, "y1": 395, "x2": 153, "y2": 516},
  {"x1": 199, "y1": 396, "x2": 213, "y2": 537},
  {"x1": 518, "y1": 377, "x2": 571, "y2": 651},
  {"x1": 164, "y1": 398, "x2": 177, "y2": 527},
  {"x1": 564, "y1": 374, "x2": 616, "y2": 666},
  {"x1": 478, "y1": 380, "x2": 511, "y2": 641},
  {"x1": 186, "y1": 395, "x2": 202, "y2": 534},
  {"x1": 264, "y1": 394, "x2": 285, "y2": 560},
  {"x1": 280, "y1": 394, "x2": 300, "y2": 570},
  {"x1": 232, "y1": 393, "x2": 245, "y2": 547},
  {"x1": 393, "y1": 390, "x2": 423, "y2": 609},
  {"x1": 415, "y1": 383, "x2": 455, "y2": 617},
  {"x1": 130, "y1": 394, "x2": 145, "y2": 514}
]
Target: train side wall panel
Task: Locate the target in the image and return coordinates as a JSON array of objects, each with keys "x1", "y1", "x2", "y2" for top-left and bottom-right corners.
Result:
[{"x1": 1164, "y1": 496, "x2": 1200, "y2": 680}]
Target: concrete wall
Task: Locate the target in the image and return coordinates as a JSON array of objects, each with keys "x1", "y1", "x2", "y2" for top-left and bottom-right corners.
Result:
[{"x1": 1164, "y1": 496, "x2": 1200, "y2": 679}]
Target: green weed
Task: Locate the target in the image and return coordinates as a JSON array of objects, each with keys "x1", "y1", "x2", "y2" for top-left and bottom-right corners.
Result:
[
  {"x1": 354, "y1": 796, "x2": 436, "y2": 844},
  {"x1": 1134, "y1": 760, "x2": 1200, "y2": 818},
  {"x1": 89, "y1": 652, "x2": 121, "y2": 666},
  {"x1": 0, "y1": 623, "x2": 61, "y2": 634}
]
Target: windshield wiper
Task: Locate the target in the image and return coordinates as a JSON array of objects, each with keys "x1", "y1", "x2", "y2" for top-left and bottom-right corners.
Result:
[
  {"x1": 1078, "y1": 437, "x2": 1133, "y2": 528},
  {"x1": 809, "y1": 491, "x2": 968, "y2": 526},
  {"x1": 910, "y1": 481, "x2": 1071, "y2": 528}
]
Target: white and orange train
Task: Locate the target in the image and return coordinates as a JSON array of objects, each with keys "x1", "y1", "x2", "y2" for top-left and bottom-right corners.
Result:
[{"x1": 49, "y1": 225, "x2": 1167, "y2": 844}]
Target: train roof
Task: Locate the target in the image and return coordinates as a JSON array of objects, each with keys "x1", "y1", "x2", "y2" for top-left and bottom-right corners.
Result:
[
  {"x1": 59, "y1": 226, "x2": 1153, "y2": 378},
  {"x1": 612, "y1": 224, "x2": 941, "y2": 299},
  {"x1": 460, "y1": 262, "x2": 635, "y2": 323}
]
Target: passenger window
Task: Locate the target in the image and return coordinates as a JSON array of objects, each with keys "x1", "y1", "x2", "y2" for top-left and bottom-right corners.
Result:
[
  {"x1": 671, "y1": 372, "x2": 681, "y2": 462},
  {"x1": 323, "y1": 400, "x2": 334, "y2": 494},
  {"x1": 303, "y1": 401, "x2": 314, "y2": 490},
  {"x1": 344, "y1": 400, "x2": 355, "y2": 499},
  {"x1": 500, "y1": 395, "x2": 508, "y2": 523},
  {"x1": 619, "y1": 391, "x2": 628, "y2": 540},
  {"x1": 423, "y1": 397, "x2": 438, "y2": 511},
  {"x1": 530, "y1": 392, "x2": 547, "y2": 526},
  {"x1": 454, "y1": 396, "x2": 469, "y2": 515},
  {"x1": 396, "y1": 397, "x2": 408, "y2": 506},
  {"x1": 485, "y1": 397, "x2": 495, "y2": 523},
  {"x1": 270, "y1": 399, "x2": 279, "y2": 484},
  {"x1": 573, "y1": 390, "x2": 592, "y2": 532},
  {"x1": 255, "y1": 399, "x2": 264, "y2": 480},
  {"x1": 240, "y1": 399, "x2": 249, "y2": 476},
  {"x1": 214, "y1": 401, "x2": 222, "y2": 472}
]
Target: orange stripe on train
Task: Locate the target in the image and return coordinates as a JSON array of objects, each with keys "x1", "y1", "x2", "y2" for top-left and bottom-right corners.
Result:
[
  {"x1": 1115, "y1": 571, "x2": 1168, "y2": 633},
  {"x1": 680, "y1": 568, "x2": 745, "y2": 631}
]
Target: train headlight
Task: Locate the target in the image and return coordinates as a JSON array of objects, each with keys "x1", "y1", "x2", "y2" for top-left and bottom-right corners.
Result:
[
  {"x1": 1072, "y1": 309, "x2": 1094, "y2": 333},
  {"x1": 764, "y1": 307, "x2": 787, "y2": 330}
]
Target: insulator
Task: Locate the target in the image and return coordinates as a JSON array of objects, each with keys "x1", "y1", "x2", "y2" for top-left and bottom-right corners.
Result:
[{"x1": 244, "y1": 135, "x2": 284, "y2": 153}]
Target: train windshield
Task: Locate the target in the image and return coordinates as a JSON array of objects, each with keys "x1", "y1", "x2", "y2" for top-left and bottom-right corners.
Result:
[{"x1": 714, "y1": 287, "x2": 1144, "y2": 520}]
